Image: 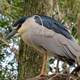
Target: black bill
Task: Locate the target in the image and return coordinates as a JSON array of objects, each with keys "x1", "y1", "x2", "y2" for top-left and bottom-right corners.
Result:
[{"x1": 6, "y1": 29, "x2": 17, "y2": 39}]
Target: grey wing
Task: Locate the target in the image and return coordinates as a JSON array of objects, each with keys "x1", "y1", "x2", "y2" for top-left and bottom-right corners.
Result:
[
  {"x1": 53, "y1": 34, "x2": 80, "y2": 63},
  {"x1": 32, "y1": 30, "x2": 80, "y2": 64}
]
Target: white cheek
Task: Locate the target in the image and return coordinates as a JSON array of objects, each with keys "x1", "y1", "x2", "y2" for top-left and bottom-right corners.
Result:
[
  {"x1": 18, "y1": 25, "x2": 26, "y2": 34},
  {"x1": 14, "y1": 33, "x2": 20, "y2": 37},
  {"x1": 18, "y1": 23, "x2": 32, "y2": 34},
  {"x1": 17, "y1": 17, "x2": 37, "y2": 35}
]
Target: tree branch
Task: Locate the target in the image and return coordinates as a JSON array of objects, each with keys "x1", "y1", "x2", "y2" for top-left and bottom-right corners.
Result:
[{"x1": 26, "y1": 73, "x2": 69, "y2": 80}]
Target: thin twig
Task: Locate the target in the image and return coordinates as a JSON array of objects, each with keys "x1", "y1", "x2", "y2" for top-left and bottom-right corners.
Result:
[
  {"x1": 0, "y1": 34, "x2": 18, "y2": 55},
  {"x1": 0, "y1": 37, "x2": 9, "y2": 46}
]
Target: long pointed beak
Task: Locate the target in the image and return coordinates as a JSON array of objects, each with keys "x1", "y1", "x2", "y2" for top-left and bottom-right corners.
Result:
[{"x1": 6, "y1": 29, "x2": 17, "y2": 39}]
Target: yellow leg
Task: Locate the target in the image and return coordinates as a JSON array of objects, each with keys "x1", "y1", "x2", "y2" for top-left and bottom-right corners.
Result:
[{"x1": 40, "y1": 53, "x2": 48, "y2": 76}]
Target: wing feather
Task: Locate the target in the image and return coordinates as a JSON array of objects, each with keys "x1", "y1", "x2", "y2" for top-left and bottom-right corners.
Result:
[{"x1": 34, "y1": 15, "x2": 73, "y2": 40}]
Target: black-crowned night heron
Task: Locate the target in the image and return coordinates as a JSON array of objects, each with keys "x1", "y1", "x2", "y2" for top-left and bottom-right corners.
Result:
[{"x1": 7, "y1": 15, "x2": 80, "y2": 75}]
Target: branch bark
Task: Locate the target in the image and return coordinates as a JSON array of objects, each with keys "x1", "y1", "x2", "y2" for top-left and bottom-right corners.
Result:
[{"x1": 26, "y1": 73, "x2": 69, "y2": 80}]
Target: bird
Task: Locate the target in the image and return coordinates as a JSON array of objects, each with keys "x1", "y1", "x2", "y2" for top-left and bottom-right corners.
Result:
[{"x1": 6, "y1": 15, "x2": 80, "y2": 76}]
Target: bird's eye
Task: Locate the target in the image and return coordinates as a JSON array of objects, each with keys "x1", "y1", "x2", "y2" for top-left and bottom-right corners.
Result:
[
  {"x1": 12, "y1": 26, "x2": 18, "y2": 30},
  {"x1": 12, "y1": 24, "x2": 21, "y2": 30},
  {"x1": 9, "y1": 26, "x2": 17, "y2": 31}
]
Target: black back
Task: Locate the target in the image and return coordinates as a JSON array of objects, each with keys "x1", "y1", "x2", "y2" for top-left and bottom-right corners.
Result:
[{"x1": 34, "y1": 15, "x2": 73, "y2": 40}]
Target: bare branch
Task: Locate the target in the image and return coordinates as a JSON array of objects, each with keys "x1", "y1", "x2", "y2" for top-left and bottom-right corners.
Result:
[{"x1": 26, "y1": 73, "x2": 69, "y2": 80}]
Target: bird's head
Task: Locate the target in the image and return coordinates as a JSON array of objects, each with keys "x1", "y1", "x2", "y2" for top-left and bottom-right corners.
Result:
[
  {"x1": 6, "y1": 15, "x2": 43, "y2": 39},
  {"x1": 6, "y1": 16, "x2": 29, "y2": 39}
]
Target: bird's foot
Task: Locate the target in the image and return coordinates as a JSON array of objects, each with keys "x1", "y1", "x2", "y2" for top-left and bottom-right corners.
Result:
[
  {"x1": 40, "y1": 74, "x2": 47, "y2": 77},
  {"x1": 35, "y1": 74, "x2": 48, "y2": 80},
  {"x1": 38, "y1": 76, "x2": 46, "y2": 80}
]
